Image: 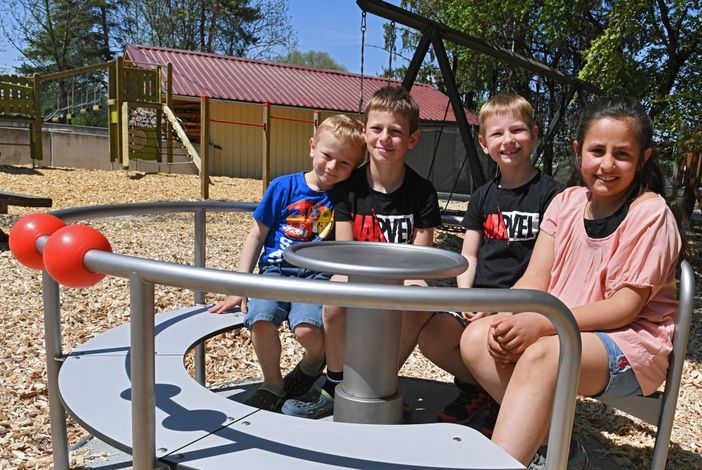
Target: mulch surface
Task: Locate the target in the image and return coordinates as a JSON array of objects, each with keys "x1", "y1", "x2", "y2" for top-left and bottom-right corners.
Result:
[{"x1": 0, "y1": 165, "x2": 700, "y2": 469}]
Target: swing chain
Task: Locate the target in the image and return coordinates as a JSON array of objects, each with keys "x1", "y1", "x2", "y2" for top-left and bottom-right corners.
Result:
[
  {"x1": 358, "y1": 11, "x2": 367, "y2": 114},
  {"x1": 387, "y1": 21, "x2": 396, "y2": 82}
]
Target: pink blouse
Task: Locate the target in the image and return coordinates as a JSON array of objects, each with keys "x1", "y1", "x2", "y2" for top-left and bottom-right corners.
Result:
[{"x1": 541, "y1": 186, "x2": 681, "y2": 396}]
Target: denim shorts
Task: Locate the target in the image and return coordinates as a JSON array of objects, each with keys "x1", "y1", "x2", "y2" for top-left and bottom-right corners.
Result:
[
  {"x1": 243, "y1": 264, "x2": 329, "y2": 331},
  {"x1": 592, "y1": 332, "x2": 643, "y2": 398}
]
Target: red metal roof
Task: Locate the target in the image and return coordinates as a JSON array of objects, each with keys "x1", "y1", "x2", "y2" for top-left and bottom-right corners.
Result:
[{"x1": 124, "y1": 44, "x2": 477, "y2": 124}]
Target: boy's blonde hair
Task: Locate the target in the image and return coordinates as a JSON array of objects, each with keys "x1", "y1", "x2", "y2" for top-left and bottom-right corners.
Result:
[
  {"x1": 364, "y1": 86, "x2": 420, "y2": 133},
  {"x1": 316, "y1": 114, "x2": 365, "y2": 151},
  {"x1": 478, "y1": 93, "x2": 536, "y2": 136}
]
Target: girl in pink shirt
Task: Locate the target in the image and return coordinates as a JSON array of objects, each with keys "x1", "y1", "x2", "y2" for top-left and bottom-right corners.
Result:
[{"x1": 459, "y1": 97, "x2": 684, "y2": 468}]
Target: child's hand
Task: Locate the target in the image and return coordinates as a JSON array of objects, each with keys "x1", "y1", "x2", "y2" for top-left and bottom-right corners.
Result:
[
  {"x1": 464, "y1": 311, "x2": 491, "y2": 322},
  {"x1": 491, "y1": 313, "x2": 550, "y2": 356},
  {"x1": 208, "y1": 295, "x2": 248, "y2": 314},
  {"x1": 486, "y1": 313, "x2": 514, "y2": 364}
]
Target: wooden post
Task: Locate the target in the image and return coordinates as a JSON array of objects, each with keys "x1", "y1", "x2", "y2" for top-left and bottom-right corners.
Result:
[
  {"x1": 313, "y1": 110, "x2": 320, "y2": 138},
  {"x1": 115, "y1": 57, "x2": 125, "y2": 167},
  {"x1": 262, "y1": 101, "x2": 271, "y2": 192},
  {"x1": 154, "y1": 66, "x2": 163, "y2": 163},
  {"x1": 200, "y1": 95, "x2": 210, "y2": 200},
  {"x1": 166, "y1": 63, "x2": 173, "y2": 164},
  {"x1": 32, "y1": 73, "x2": 43, "y2": 162},
  {"x1": 121, "y1": 101, "x2": 130, "y2": 168},
  {"x1": 108, "y1": 60, "x2": 118, "y2": 163}
]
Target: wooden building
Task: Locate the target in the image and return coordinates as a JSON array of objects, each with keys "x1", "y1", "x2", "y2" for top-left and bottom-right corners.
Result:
[{"x1": 124, "y1": 44, "x2": 477, "y2": 192}]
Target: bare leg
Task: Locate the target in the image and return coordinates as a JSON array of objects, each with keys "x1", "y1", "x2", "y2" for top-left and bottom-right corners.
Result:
[
  {"x1": 399, "y1": 310, "x2": 432, "y2": 366},
  {"x1": 323, "y1": 304, "x2": 346, "y2": 373},
  {"x1": 398, "y1": 279, "x2": 432, "y2": 367},
  {"x1": 293, "y1": 322, "x2": 325, "y2": 366},
  {"x1": 250, "y1": 320, "x2": 283, "y2": 386},
  {"x1": 461, "y1": 320, "x2": 609, "y2": 465},
  {"x1": 417, "y1": 313, "x2": 474, "y2": 383}
]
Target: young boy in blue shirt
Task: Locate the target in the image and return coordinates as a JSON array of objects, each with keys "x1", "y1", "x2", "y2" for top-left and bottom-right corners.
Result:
[
  {"x1": 283, "y1": 86, "x2": 442, "y2": 418},
  {"x1": 209, "y1": 115, "x2": 366, "y2": 412}
]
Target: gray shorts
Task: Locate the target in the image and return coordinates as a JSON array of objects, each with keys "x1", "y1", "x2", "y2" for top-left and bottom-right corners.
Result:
[{"x1": 592, "y1": 332, "x2": 643, "y2": 398}]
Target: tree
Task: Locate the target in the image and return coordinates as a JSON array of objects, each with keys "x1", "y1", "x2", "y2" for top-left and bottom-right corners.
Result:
[
  {"x1": 394, "y1": 0, "x2": 701, "y2": 187},
  {"x1": 112, "y1": 0, "x2": 297, "y2": 59},
  {"x1": 276, "y1": 49, "x2": 347, "y2": 71},
  {"x1": 0, "y1": 0, "x2": 115, "y2": 120}
]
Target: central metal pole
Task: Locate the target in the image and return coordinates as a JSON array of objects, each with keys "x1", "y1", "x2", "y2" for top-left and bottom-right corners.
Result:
[
  {"x1": 334, "y1": 276, "x2": 404, "y2": 424},
  {"x1": 129, "y1": 275, "x2": 157, "y2": 470}
]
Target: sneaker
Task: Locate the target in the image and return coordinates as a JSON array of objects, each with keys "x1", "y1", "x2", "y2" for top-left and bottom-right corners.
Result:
[
  {"x1": 283, "y1": 359, "x2": 324, "y2": 399},
  {"x1": 528, "y1": 437, "x2": 592, "y2": 470},
  {"x1": 244, "y1": 386, "x2": 286, "y2": 412},
  {"x1": 437, "y1": 383, "x2": 489, "y2": 424},
  {"x1": 281, "y1": 387, "x2": 334, "y2": 419},
  {"x1": 466, "y1": 398, "x2": 499, "y2": 438}
]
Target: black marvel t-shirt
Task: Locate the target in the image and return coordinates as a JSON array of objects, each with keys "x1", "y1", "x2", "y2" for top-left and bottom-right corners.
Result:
[
  {"x1": 462, "y1": 171, "x2": 562, "y2": 288},
  {"x1": 334, "y1": 163, "x2": 441, "y2": 243}
]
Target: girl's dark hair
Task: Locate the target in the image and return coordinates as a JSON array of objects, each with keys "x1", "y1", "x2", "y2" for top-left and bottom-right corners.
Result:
[{"x1": 570, "y1": 96, "x2": 688, "y2": 259}]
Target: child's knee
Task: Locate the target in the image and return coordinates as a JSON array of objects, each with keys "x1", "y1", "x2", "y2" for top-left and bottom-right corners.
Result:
[
  {"x1": 459, "y1": 319, "x2": 489, "y2": 361},
  {"x1": 323, "y1": 305, "x2": 345, "y2": 326},
  {"x1": 520, "y1": 337, "x2": 559, "y2": 367},
  {"x1": 293, "y1": 323, "x2": 323, "y2": 343},
  {"x1": 249, "y1": 319, "x2": 278, "y2": 336}
]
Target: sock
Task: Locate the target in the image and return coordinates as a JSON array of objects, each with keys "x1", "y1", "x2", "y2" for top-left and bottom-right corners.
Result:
[
  {"x1": 322, "y1": 370, "x2": 343, "y2": 397},
  {"x1": 300, "y1": 359, "x2": 324, "y2": 376},
  {"x1": 261, "y1": 383, "x2": 285, "y2": 396}
]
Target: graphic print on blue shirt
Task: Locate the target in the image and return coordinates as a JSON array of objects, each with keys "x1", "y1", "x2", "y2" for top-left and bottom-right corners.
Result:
[
  {"x1": 254, "y1": 172, "x2": 334, "y2": 268},
  {"x1": 265, "y1": 199, "x2": 333, "y2": 264}
]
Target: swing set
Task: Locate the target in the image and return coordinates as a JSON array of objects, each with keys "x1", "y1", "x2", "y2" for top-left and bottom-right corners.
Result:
[{"x1": 356, "y1": 0, "x2": 600, "y2": 206}]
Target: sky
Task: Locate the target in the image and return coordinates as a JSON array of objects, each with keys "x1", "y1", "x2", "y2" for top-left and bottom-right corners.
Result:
[{"x1": 0, "y1": 0, "x2": 404, "y2": 76}]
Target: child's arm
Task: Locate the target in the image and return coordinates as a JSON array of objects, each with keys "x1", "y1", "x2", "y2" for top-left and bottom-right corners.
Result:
[
  {"x1": 335, "y1": 221, "x2": 355, "y2": 241},
  {"x1": 487, "y1": 231, "x2": 555, "y2": 360},
  {"x1": 208, "y1": 220, "x2": 269, "y2": 313},
  {"x1": 411, "y1": 228, "x2": 434, "y2": 247},
  {"x1": 490, "y1": 231, "x2": 651, "y2": 358},
  {"x1": 456, "y1": 229, "x2": 481, "y2": 289}
]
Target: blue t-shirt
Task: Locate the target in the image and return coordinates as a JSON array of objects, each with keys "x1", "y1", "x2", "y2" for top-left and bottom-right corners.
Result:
[{"x1": 254, "y1": 172, "x2": 334, "y2": 269}]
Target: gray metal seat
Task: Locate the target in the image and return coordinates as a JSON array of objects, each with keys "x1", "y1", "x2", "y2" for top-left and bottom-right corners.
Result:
[
  {"x1": 596, "y1": 260, "x2": 695, "y2": 469},
  {"x1": 58, "y1": 304, "x2": 524, "y2": 469}
]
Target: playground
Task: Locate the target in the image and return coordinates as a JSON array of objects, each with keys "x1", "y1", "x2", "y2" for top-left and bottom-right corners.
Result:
[{"x1": 0, "y1": 164, "x2": 701, "y2": 469}]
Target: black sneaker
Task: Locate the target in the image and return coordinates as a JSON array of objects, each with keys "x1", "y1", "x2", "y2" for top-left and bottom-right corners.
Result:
[
  {"x1": 437, "y1": 383, "x2": 489, "y2": 424},
  {"x1": 244, "y1": 386, "x2": 286, "y2": 412},
  {"x1": 283, "y1": 359, "x2": 324, "y2": 399},
  {"x1": 528, "y1": 437, "x2": 592, "y2": 470}
]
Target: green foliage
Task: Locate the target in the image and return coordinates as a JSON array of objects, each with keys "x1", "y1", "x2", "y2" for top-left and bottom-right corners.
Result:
[
  {"x1": 276, "y1": 50, "x2": 348, "y2": 71},
  {"x1": 395, "y1": 0, "x2": 700, "y2": 184},
  {"x1": 112, "y1": 0, "x2": 297, "y2": 59}
]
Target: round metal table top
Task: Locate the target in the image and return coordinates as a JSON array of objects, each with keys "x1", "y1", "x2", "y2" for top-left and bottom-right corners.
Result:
[{"x1": 284, "y1": 241, "x2": 467, "y2": 280}]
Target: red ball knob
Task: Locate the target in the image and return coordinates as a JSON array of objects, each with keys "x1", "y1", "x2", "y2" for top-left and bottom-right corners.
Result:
[
  {"x1": 43, "y1": 224, "x2": 112, "y2": 288},
  {"x1": 9, "y1": 213, "x2": 66, "y2": 270}
]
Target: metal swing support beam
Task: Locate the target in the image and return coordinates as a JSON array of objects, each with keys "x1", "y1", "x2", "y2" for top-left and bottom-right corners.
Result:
[{"x1": 357, "y1": 0, "x2": 600, "y2": 189}]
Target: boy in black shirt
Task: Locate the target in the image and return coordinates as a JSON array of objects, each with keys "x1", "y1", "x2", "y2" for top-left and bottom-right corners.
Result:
[
  {"x1": 417, "y1": 93, "x2": 561, "y2": 432},
  {"x1": 282, "y1": 86, "x2": 441, "y2": 418}
]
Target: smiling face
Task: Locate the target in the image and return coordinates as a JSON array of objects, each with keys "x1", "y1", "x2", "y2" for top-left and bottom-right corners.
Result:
[
  {"x1": 478, "y1": 112, "x2": 537, "y2": 170},
  {"x1": 575, "y1": 116, "x2": 651, "y2": 206},
  {"x1": 307, "y1": 128, "x2": 364, "y2": 191},
  {"x1": 364, "y1": 109, "x2": 419, "y2": 166}
]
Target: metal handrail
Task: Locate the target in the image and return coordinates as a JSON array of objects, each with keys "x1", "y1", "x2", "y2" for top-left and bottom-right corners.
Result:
[{"x1": 40, "y1": 201, "x2": 581, "y2": 470}]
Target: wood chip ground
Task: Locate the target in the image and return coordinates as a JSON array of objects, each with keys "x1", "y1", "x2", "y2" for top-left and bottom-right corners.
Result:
[{"x1": 0, "y1": 165, "x2": 700, "y2": 469}]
